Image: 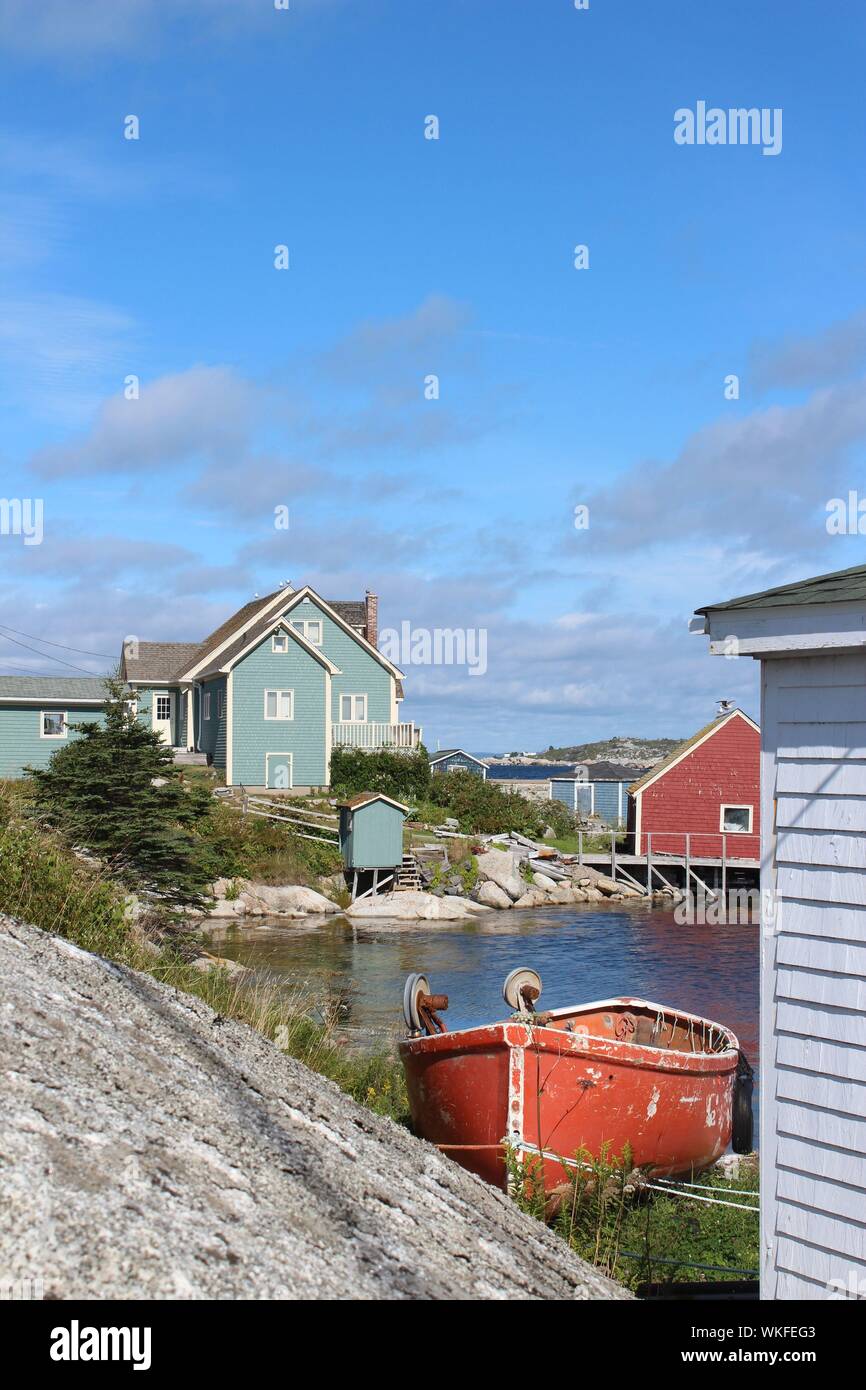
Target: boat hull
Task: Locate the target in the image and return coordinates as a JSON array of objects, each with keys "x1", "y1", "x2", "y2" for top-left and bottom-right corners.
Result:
[{"x1": 399, "y1": 997, "x2": 738, "y2": 1190}]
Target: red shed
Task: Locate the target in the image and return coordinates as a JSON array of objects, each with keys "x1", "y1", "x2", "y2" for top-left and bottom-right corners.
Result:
[{"x1": 627, "y1": 709, "x2": 760, "y2": 861}]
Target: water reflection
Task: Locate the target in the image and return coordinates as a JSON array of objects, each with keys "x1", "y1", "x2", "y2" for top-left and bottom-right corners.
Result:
[{"x1": 209, "y1": 901, "x2": 759, "y2": 1075}]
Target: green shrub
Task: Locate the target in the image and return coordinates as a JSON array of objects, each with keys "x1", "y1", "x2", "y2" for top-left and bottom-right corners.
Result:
[
  {"x1": 426, "y1": 770, "x2": 575, "y2": 838},
  {"x1": 329, "y1": 744, "x2": 431, "y2": 803},
  {"x1": 26, "y1": 676, "x2": 217, "y2": 911},
  {"x1": 193, "y1": 797, "x2": 342, "y2": 885}
]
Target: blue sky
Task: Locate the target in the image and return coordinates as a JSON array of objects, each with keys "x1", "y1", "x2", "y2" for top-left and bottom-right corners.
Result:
[{"x1": 1, "y1": 0, "x2": 865, "y2": 751}]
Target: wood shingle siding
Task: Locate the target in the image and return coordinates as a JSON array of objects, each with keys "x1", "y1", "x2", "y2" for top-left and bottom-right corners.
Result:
[
  {"x1": 198, "y1": 677, "x2": 227, "y2": 769},
  {"x1": 289, "y1": 598, "x2": 393, "y2": 726},
  {"x1": 231, "y1": 632, "x2": 326, "y2": 788},
  {"x1": 0, "y1": 704, "x2": 104, "y2": 777}
]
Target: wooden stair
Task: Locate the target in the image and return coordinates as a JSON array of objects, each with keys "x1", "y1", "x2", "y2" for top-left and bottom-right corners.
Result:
[{"x1": 394, "y1": 852, "x2": 423, "y2": 892}]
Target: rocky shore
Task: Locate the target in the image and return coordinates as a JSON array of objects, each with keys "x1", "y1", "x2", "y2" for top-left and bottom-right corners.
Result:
[{"x1": 0, "y1": 914, "x2": 629, "y2": 1301}]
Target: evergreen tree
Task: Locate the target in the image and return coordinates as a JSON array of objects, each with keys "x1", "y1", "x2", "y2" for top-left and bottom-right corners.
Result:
[{"x1": 26, "y1": 675, "x2": 216, "y2": 910}]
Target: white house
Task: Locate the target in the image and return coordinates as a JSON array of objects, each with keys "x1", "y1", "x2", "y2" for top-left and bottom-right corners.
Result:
[{"x1": 695, "y1": 562, "x2": 866, "y2": 1301}]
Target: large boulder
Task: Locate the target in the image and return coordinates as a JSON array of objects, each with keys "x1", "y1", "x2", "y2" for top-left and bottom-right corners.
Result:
[
  {"x1": 475, "y1": 881, "x2": 513, "y2": 910},
  {"x1": 532, "y1": 872, "x2": 557, "y2": 891},
  {"x1": 475, "y1": 848, "x2": 525, "y2": 902},
  {"x1": 240, "y1": 884, "x2": 341, "y2": 917},
  {"x1": 0, "y1": 915, "x2": 628, "y2": 1300},
  {"x1": 512, "y1": 888, "x2": 550, "y2": 910},
  {"x1": 346, "y1": 891, "x2": 491, "y2": 921}
]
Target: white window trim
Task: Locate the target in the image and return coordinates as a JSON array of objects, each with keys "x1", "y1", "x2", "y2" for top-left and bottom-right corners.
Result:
[
  {"x1": 155, "y1": 694, "x2": 172, "y2": 722},
  {"x1": 339, "y1": 693, "x2": 368, "y2": 723},
  {"x1": 40, "y1": 710, "x2": 67, "y2": 739},
  {"x1": 264, "y1": 688, "x2": 294, "y2": 721},
  {"x1": 272, "y1": 632, "x2": 289, "y2": 653},
  {"x1": 202, "y1": 692, "x2": 211, "y2": 721},
  {"x1": 289, "y1": 618, "x2": 323, "y2": 647},
  {"x1": 719, "y1": 803, "x2": 753, "y2": 833},
  {"x1": 265, "y1": 751, "x2": 293, "y2": 789}
]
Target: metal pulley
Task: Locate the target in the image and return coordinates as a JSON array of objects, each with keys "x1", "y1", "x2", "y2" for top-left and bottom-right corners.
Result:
[
  {"x1": 402, "y1": 973, "x2": 449, "y2": 1036},
  {"x1": 502, "y1": 967, "x2": 542, "y2": 1013}
]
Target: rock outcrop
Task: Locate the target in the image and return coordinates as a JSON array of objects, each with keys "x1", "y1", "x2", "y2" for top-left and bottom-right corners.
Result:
[
  {"x1": 346, "y1": 891, "x2": 490, "y2": 921},
  {"x1": 0, "y1": 915, "x2": 627, "y2": 1300}
]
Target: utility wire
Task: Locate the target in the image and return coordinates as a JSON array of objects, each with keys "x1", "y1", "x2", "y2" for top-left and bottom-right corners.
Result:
[
  {"x1": 0, "y1": 623, "x2": 114, "y2": 660},
  {"x1": 0, "y1": 630, "x2": 105, "y2": 675}
]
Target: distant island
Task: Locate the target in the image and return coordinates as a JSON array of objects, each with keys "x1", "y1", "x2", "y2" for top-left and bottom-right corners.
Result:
[{"x1": 485, "y1": 736, "x2": 683, "y2": 767}]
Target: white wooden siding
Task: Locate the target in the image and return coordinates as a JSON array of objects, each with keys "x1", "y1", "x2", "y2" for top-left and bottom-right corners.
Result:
[{"x1": 761, "y1": 651, "x2": 866, "y2": 1299}]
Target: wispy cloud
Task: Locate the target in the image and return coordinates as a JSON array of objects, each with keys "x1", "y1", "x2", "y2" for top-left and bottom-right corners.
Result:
[{"x1": 751, "y1": 308, "x2": 866, "y2": 392}]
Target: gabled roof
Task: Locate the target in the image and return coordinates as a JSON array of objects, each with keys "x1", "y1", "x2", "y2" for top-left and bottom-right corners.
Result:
[
  {"x1": 121, "y1": 642, "x2": 202, "y2": 683},
  {"x1": 339, "y1": 792, "x2": 409, "y2": 813},
  {"x1": 202, "y1": 616, "x2": 342, "y2": 679},
  {"x1": 628, "y1": 709, "x2": 759, "y2": 797},
  {"x1": 0, "y1": 676, "x2": 107, "y2": 702},
  {"x1": 175, "y1": 590, "x2": 285, "y2": 680},
  {"x1": 329, "y1": 600, "x2": 366, "y2": 629},
  {"x1": 696, "y1": 562, "x2": 866, "y2": 614},
  {"x1": 141, "y1": 587, "x2": 380, "y2": 684},
  {"x1": 429, "y1": 748, "x2": 487, "y2": 766}
]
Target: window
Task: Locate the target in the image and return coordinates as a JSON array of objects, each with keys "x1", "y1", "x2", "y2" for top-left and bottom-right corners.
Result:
[
  {"x1": 155, "y1": 695, "x2": 171, "y2": 721},
  {"x1": 290, "y1": 618, "x2": 322, "y2": 645},
  {"x1": 720, "y1": 804, "x2": 753, "y2": 833},
  {"x1": 202, "y1": 692, "x2": 211, "y2": 721},
  {"x1": 264, "y1": 689, "x2": 293, "y2": 720},
  {"x1": 41, "y1": 711, "x2": 67, "y2": 738},
  {"x1": 272, "y1": 632, "x2": 289, "y2": 653},
  {"x1": 339, "y1": 694, "x2": 367, "y2": 722}
]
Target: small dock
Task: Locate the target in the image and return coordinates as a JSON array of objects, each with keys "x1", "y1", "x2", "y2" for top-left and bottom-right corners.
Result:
[{"x1": 575, "y1": 829, "x2": 759, "y2": 900}]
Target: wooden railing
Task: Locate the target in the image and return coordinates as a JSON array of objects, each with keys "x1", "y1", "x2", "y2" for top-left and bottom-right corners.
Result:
[
  {"x1": 238, "y1": 792, "x2": 339, "y2": 846},
  {"x1": 331, "y1": 721, "x2": 421, "y2": 749}
]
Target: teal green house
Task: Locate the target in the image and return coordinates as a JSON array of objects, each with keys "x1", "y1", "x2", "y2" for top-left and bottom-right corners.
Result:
[{"x1": 0, "y1": 585, "x2": 420, "y2": 790}]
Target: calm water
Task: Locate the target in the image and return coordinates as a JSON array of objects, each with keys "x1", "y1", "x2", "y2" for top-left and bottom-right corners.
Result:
[{"x1": 209, "y1": 902, "x2": 759, "y2": 1086}]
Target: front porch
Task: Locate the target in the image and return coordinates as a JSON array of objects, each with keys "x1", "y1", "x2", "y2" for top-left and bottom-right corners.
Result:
[{"x1": 331, "y1": 721, "x2": 422, "y2": 750}]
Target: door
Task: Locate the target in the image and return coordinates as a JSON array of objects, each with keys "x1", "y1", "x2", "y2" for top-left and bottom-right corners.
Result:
[
  {"x1": 265, "y1": 752, "x2": 293, "y2": 789},
  {"x1": 153, "y1": 691, "x2": 174, "y2": 745}
]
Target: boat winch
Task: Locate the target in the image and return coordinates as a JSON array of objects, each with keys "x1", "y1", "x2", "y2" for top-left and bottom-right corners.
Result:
[
  {"x1": 402, "y1": 973, "x2": 449, "y2": 1037},
  {"x1": 502, "y1": 966, "x2": 542, "y2": 1015}
]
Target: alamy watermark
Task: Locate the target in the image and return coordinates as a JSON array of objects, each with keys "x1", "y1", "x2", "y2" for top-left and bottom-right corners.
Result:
[
  {"x1": 0, "y1": 1276, "x2": 44, "y2": 1300},
  {"x1": 674, "y1": 885, "x2": 778, "y2": 932},
  {"x1": 826, "y1": 490, "x2": 866, "y2": 535},
  {"x1": 674, "y1": 102, "x2": 782, "y2": 157},
  {"x1": 0, "y1": 497, "x2": 43, "y2": 545},
  {"x1": 379, "y1": 623, "x2": 487, "y2": 677}
]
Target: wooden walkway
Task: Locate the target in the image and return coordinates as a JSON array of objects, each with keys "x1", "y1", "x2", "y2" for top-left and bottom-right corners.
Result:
[{"x1": 575, "y1": 829, "x2": 759, "y2": 899}]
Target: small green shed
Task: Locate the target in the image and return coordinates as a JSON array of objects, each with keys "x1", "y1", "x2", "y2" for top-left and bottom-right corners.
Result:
[{"x1": 338, "y1": 792, "x2": 409, "y2": 872}]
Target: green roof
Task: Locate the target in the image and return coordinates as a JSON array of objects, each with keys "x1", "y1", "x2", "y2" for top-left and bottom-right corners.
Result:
[
  {"x1": 0, "y1": 676, "x2": 107, "y2": 700},
  {"x1": 696, "y1": 562, "x2": 866, "y2": 615}
]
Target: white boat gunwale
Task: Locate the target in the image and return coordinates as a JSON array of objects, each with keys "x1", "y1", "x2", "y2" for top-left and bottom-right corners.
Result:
[{"x1": 402, "y1": 995, "x2": 740, "y2": 1062}]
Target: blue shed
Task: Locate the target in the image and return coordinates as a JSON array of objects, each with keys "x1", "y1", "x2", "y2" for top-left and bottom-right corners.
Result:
[
  {"x1": 549, "y1": 777, "x2": 632, "y2": 826},
  {"x1": 429, "y1": 748, "x2": 488, "y2": 778},
  {"x1": 592, "y1": 780, "x2": 631, "y2": 827},
  {"x1": 549, "y1": 777, "x2": 592, "y2": 815},
  {"x1": 338, "y1": 792, "x2": 409, "y2": 871}
]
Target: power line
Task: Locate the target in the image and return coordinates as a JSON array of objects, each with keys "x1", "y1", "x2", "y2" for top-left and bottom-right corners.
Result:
[
  {"x1": 0, "y1": 630, "x2": 105, "y2": 675},
  {"x1": 0, "y1": 624, "x2": 114, "y2": 660}
]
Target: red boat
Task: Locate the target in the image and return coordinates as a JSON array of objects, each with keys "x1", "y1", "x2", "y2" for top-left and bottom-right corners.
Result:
[{"x1": 399, "y1": 968, "x2": 752, "y2": 1191}]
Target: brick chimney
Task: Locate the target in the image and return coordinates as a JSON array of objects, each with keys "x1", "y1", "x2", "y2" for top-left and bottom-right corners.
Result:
[{"x1": 365, "y1": 590, "x2": 378, "y2": 647}]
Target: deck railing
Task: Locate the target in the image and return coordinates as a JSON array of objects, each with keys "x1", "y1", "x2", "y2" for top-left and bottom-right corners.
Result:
[{"x1": 331, "y1": 721, "x2": 421, "y2": 749}]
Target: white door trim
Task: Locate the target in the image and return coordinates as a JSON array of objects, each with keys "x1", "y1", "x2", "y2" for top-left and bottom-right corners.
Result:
[{"x1": 152, "y1": 690, "x2": 174, "y2": 745}]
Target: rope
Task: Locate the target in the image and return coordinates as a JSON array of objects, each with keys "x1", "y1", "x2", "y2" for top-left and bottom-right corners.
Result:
[
  {"x1": 654, "y1": 1176, "x2": 758, "y2": 1198},
  {"x1": 644, "y1": 1182, "x2": 758, "y2": 1213},
  {"x1": 511, "y1": 1142, "x2": 758, "y2": 1211},
  {"x1": 617, "y1": 1250, "x2": 758, "y2": 1277}
]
